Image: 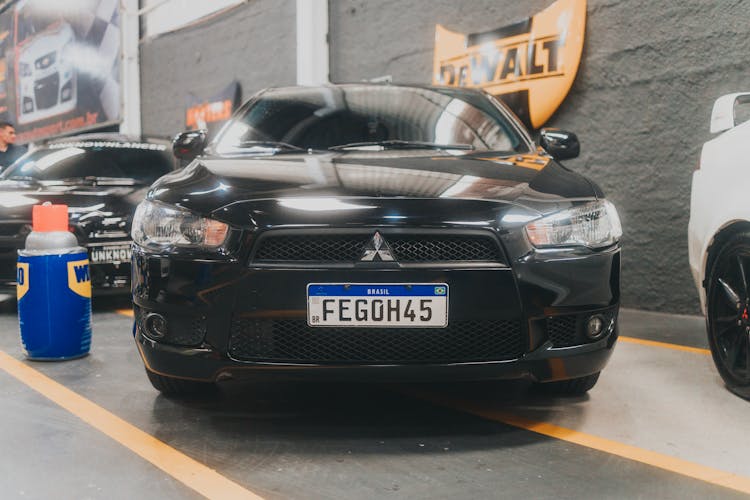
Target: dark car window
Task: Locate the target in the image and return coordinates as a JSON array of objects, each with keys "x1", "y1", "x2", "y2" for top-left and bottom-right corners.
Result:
[
  {"x1": 1, "y1": 145, "x2": 174, "y2": 184},
  {"x1": 215, "y1": 85, "x2": 530, "y2": 154}
]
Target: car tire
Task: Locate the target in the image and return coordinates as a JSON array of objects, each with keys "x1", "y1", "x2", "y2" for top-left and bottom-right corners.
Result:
[
  {"x1": 706, "y1": 232, "x2": 750, "y2": 399},
  {"x1": 535, "y1": 372, "x2": 600, "y2": 396},
  {"x1": 145, "y1": 369, "x2": 217, "y2": 397}
]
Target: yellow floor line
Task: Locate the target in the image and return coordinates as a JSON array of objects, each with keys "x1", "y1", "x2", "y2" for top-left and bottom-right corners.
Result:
[
  {"x1": 415, "y1": 392, "x2": 750, "y2": 496},
  {"x1": 619, "y1": 335, "x2": 711, "y2": 355},
  {"x1": 0, "y1": 350, "x2": 262, "y2": 500},
  {"x1": 113, "y1": 307, "x2": 722, "y2": 489}
]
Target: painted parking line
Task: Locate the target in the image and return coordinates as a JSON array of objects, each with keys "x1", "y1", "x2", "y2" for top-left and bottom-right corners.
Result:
[
  {"x1": 0, "y1": 350, "x2": 262, "y2": 500},
  {"x1": 414, "y1": 391, "x2": 750, "y2": 496},
  {"x1": 619, "y1": 336, "x2": 711, "y2": 355},
  {"x1": 113, "y1": 308, "x2": 723, "y2": 492}
]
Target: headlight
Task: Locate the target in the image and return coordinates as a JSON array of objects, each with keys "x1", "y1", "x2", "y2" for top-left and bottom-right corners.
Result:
[
  {"x1": 525, "y1": 200, "x2": 622, "y2": 249},
  {"x1": 59, "y1": 42, "x2": 72, "y2": 65},
  {"x1": 131, "y1": 200, "x2": 229, "y2": 250}
]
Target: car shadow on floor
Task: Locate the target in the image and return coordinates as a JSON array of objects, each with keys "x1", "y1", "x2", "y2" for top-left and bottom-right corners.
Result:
[{"x1": 143, "y1": 378, "x2": 587, "y2": 456}]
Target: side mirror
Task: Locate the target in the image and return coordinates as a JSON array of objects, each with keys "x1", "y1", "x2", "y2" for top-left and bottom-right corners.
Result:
[
  {"x1": 540, "y1": 128, "x2": 580, "y2": 161},
  {"x1": 172, "y1": 129, "x2": 207, "y2": 162},
  {"x1": 710, "y1": 93, "x2": 750, "y2": 134}
]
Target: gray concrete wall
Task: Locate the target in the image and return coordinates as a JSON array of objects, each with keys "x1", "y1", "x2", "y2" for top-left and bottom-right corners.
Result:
[
  {"x1": 331, "y1": 0, "x2": 750, "y2": 314},
  {"x1": 139, "y1": 0, "x2": 296, "y2": 139}
]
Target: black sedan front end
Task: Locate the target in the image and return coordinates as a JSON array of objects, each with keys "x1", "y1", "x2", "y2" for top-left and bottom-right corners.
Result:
[
  {"x1": 131, "y1": 84, "x2": 621, "y2": 396},
  {"x1": 0, "y1": 135, "x2": 175, "y2": 295}
]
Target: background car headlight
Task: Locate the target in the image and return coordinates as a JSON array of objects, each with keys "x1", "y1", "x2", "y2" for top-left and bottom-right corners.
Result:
[
  {"x1": 132, "y1": 200, "x2": 229, "y2": 249},
  {"x1": 525, "y1": 200, "x2": 622, "y2": 249}
]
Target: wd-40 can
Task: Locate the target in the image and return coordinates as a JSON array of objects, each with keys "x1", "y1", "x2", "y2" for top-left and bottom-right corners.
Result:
[{"x1": 17, "y1": 204, "x2": 92, "y2": 360}]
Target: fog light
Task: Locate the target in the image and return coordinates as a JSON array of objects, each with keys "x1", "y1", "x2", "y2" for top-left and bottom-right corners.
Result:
[
  {"x1": 144, "y1": 313, "x2": 168, "y2": 339},
  {"x1": 586, "y1": 315, "x2": 606, "y2": 339}
]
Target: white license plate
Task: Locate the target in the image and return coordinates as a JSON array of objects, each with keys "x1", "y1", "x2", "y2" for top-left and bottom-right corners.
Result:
[
  {"x1": 89, "y1": 244, "x2": 132, "y2": 264},
  {"x1": 307, "y1": 283, "x2": 448, "y2": 327}
]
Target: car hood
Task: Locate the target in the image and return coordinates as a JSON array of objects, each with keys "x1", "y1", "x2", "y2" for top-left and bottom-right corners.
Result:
[
  {"x1": 0, "y1": 180, "x2": 145, "y2": 221},
  {"x1": 149, "y1": 151, "x2": 600, "y2": 229}
]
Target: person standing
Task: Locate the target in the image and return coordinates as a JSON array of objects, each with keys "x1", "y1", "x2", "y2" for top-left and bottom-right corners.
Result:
[{"x1": 0, "y1": 122, "x2": 27, "y2": 169}]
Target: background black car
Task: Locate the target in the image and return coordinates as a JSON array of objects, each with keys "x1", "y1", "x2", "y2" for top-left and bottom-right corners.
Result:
[
  {"x1": 0, "y1": 133, "x2": 176, "y2": 295},
  {"x1": 131, "y1": 84, "x2": 622, "y2": 397}
]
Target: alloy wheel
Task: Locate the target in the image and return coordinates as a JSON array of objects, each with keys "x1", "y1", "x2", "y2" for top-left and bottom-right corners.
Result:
[{"x1": 709, "y1": 247, "x2": 750, "y2": 392}]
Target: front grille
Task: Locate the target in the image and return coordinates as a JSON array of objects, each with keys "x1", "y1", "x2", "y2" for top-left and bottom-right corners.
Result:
[
  {"x1": 389, "y1": 235, "x2": 500, "y2": 262},
  {"x1": 34, "y1": 73, "x2": 60, "y2": 109},
  {"x1": 0, "y1": 222, "x2": 30, "y2": 238},
  {"x1": 228, "y1": 319, "x2": 525, "y2": 364},
  {"x1": 252, "y1": 232, "x2": 503, "y2": 263},
  {"x1": 255, "y1": 235, "x2": 365, "y2": 262},
  {"x1": 547, "y1": 315, "x2": 579, "y2": 347},
  {"x1": 0, "y1": 255, "x2": 15, "y2": 282}
]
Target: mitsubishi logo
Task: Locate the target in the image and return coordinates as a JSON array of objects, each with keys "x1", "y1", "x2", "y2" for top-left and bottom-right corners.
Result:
[{"x1": 360, "y1": 232, "x2": 395, "y2": 262}]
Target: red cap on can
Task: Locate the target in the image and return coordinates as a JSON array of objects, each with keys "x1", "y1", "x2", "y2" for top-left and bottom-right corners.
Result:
[{"x1": 32, "y1": 203, "x2": 69, "y2": 232}]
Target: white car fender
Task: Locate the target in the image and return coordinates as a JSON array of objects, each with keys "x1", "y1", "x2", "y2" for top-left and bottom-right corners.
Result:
[{"x1": 689, "y1": 121, "x2": 750, "y2": 313}]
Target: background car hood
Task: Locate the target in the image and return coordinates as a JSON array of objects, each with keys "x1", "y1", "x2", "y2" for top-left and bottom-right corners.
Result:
[
  {"x1": 150, "y1": 151, "x2": 600, "y2": 229},
  {"x1": 0, "y1": 180, "x2": 145, "y2": 221}
]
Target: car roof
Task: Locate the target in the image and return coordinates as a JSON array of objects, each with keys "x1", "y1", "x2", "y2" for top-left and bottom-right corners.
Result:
[
  {"x1": 44, "y1": 133, "x2": 171, "y2": 147},
  {"x1": 261, "y1": 82, "x2": 487, "y2": 97}
]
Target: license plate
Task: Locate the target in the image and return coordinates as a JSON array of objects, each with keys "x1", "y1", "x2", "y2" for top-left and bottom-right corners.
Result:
[
  {"x1": 307, "y1": 283, "x2": 448, "y2": 327},
  {"x1": 89, "y1": 244, "x2": 132, "y2": 264}
]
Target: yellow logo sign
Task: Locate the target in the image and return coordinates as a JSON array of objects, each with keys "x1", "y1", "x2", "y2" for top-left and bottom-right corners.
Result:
[
  {"x1": 67, "y1": 259, "x2": 92, "y2": 298},
  {"x1": 433, "y1": 0, "x2": 586, "y2": 129},
  {"x1": 16, "y1": 262, "x2": 29, "y2": 300}
]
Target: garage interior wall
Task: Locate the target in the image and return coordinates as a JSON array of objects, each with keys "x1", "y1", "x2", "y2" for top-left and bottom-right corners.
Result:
[
  {"x1": 139, "y1": 0, "x2": 749, "y2": 314},
  {"x1": 139, "y1": 0, "x2": 296, "y2": 139},
  {"x1": 329, "y1": 0, "x2": 750, "y2": 314}
]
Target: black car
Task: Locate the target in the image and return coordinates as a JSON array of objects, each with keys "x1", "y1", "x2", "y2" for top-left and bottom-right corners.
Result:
[
  {"x1": 131, "y1": 84, "x2": 622, "y2": 396},
  {"x1": 0, "y1": 134, "x2": 176, "y2": 294}
]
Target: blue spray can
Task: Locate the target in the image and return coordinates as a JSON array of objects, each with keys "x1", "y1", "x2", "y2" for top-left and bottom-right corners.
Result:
[{"x1": 17, "y1": 203, "x2": 92, "y2": 360}]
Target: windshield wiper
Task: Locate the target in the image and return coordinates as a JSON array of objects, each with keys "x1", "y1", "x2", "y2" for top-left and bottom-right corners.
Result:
[
  {"x1": 5, "y1": 175, "x2": 40, "y2": 184},
  {"x1": 328, "y1": 140, "x2": 475, "y2": 151},
  {"x1": 81, "y1": 176, "x2": 142, "y2": 186},
  {"x1": 235, "y1": 140, "x2": 306, "y2": 151}
]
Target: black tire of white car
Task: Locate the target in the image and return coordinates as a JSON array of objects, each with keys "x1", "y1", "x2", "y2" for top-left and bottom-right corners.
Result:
[{"x1": 707, "y1": 232, "x2": 750, "y2": 399}]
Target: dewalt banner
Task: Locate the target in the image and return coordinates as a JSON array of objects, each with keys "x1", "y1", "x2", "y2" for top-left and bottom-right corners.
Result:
[{"x1": 433, "y1": 0, "x2": 586, "y2": 129}]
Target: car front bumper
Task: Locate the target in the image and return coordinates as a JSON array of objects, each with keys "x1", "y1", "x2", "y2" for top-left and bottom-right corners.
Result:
[{"x1": 131, "y1": 245, "x2": 620, "y2": 384}]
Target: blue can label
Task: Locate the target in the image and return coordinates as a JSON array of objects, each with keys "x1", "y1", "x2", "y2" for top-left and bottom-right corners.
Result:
[
  {"x1": 16, "y1": 262, "x2": 29, "y2": 299},
  {"x1": 18, "y1": 251, "x2": 92, "y2": 359},
  {"x1": 66, "y1": 259, "x2": 91, "y2": 298}
]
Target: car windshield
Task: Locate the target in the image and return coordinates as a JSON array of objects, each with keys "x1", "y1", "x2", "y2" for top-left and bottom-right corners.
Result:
[
  {"x1": 16, "y1": 7, "x2": 61, "y2": 45},
  {"x1": 214, "y1": 85, "x2": 531, "y2": 154},
  {"x1": 1, "y1": 144, "x2": 174, "y2": 184}
]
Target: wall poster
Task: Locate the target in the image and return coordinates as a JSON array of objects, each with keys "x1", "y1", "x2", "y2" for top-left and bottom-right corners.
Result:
[
  {"x1": 0, "y1": 0, "x2": 122, "y2": 143},
  {"x1": 433, "y1": 0, "x2": 586, "y2": 129},
  {"x1": 185, "y1": 80, "x2": 242, "y2": 137}
]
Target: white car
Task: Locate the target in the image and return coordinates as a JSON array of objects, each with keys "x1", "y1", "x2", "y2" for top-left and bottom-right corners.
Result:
[
  {"x1": 688, "y1": 92, "x2": 750, "y2": 398},
  {"x1": 13, "y1": 2, "x2": 77, "y2": 125}
]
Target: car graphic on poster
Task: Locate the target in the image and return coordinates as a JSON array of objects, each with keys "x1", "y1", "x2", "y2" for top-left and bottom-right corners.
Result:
[{"x1": 13, "y1": 1, "x2": 77, "y2": 125}]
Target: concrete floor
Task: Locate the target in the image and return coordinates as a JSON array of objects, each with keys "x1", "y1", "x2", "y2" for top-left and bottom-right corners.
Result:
[{"x1": 0, "y1": 303, "x2": 748, "y2": 499}]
